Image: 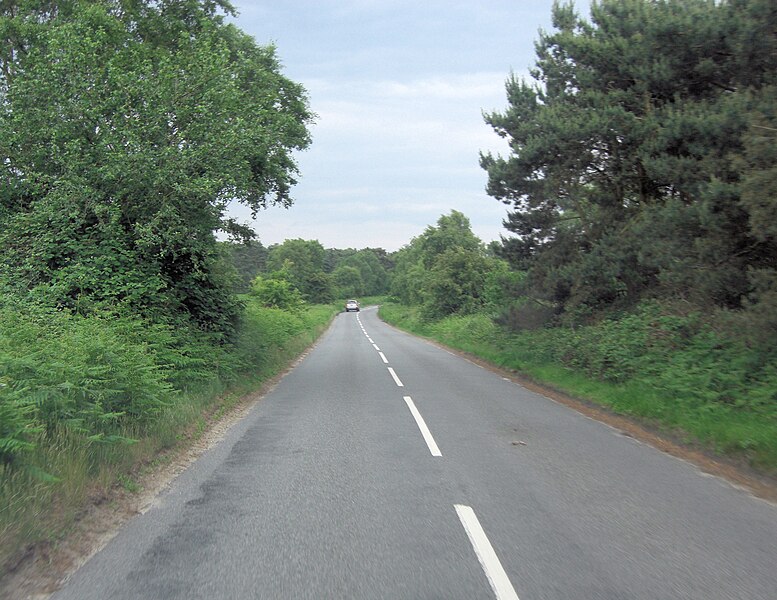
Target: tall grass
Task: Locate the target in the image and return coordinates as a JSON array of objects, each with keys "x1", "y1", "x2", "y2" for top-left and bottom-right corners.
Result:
[
  {"x1": 0, "y1": 299, "x2": 338, "y2": 573},
  {"x1": 379, "y1": 302, "x2": 777, "y2": 472}
]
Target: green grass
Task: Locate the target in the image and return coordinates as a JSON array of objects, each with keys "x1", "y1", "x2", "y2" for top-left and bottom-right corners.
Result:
[
  {"x1": 379, "y1": 302, "x2": 777, "y2": 473},
  {"x1": 0, "y1": 299, "x2": 339, "y2": 575}
]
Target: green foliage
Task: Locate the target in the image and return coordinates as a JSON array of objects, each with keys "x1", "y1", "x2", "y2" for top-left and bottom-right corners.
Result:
[
  {"x1": 421, "y1": 247, "x2": 491, "y2": 319},
  {"x1": 389, "y1": 244, "x2": 427, "y2": 306},
  {"x1": 0, "y1": 293, "x2": 250, "y2": 472},
  {"x1": 267, "y1": 239, "x2": 325, "y2": 277},
  {"x1": 332, "y1": 265, "x2": 365, "y2": 298},
  {"x1": 417, "y1": 210, "x2": 482, "y2": 268},
  {"x1": 337, "y1": 250, "x2": 390, "y2": 295},
  {"x1": 512, "y1": 302, "x2": 777, "y2": 456},
  {"x1": 222, "y1": 241, "x2": 268, "y2": 293},
  {"x1": 233, "y1": 300, "x2": 337, "y2": 380},
  {"x1": 0, "y1": 304, "x2": 167, "y2": 466},
  {"x1": 0, "y1": 385, "x2": 39, "y2": 467},
  {"x1": 265, "y1": 239, "x2": 336, "y2": 303},
  {"x1": 304, "y1": 272, "x2": 336, "y2": 304},
  {"x1": 249, "y1": 275, "x2": 305, "y2": 311},
  {"x1": 390, "y1": 210, "x2": 509, "y2": 319},
  {"x1": 734, "y1": 85, "x2": 777, "y2": 344},
  {"x1": 253, "y1": 244, "x2": 390, "y2": 303},
  {"x1": 380, "y1": 301, "x2": 777, "y2": 469},
  {"x1": 483, "y1": 0, "x2": 777, "y2": 325},
  {"x1": 0, "y1": 0, "x2": 312, "y2": 335}
]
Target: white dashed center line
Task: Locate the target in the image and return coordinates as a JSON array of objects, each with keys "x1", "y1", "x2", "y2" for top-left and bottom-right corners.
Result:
[
  {"x1": 387, "y1": 367, "x2": 404, "y2": 387},
  {"x1": 355, "y1": 313, "x2": 387, "y2": 363},
  {"x1": 355, "y1": 309, "x2": 519, "y2": 600},
  {"x1": 403, "y1": 396, "x2": 442, "y2": 457},
  {"x1": 455, "y1": 505, "x2": 520, "y2": 600}
]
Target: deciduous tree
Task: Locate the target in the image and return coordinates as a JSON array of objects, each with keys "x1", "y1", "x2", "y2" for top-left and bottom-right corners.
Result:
[{"x1": 0, "y1": 0, "x2": 312, "y2": 335}]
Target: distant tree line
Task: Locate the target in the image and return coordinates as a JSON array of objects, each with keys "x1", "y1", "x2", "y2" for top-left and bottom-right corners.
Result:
[
  {"x1": 224, "y1": 239, "x2": 393, "y2": 308},
  {"x1": 224, "y1": 213, "x2": 505, "y2": 320}
]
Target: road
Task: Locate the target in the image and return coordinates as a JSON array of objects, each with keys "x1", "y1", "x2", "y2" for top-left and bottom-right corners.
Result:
[{"x1": 53, "y1": 306, "x2": 777, "y2": 599}]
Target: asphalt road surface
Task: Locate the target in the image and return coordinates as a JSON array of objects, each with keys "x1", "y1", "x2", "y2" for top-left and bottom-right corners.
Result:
[{"x1": 53, "y1": 306, "x2": 777, "y2": 599}]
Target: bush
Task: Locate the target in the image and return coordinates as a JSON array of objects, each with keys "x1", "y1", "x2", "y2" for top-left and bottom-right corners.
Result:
[
  {"x1": 0, "y1": 305, "x2": 178, "y2": 463},
  {"x1": 0, "y1": 298, "x2": 248, "y2": 470},
  {"x1": 249, "y1": 276, "x2": 305, "y2": 311}
]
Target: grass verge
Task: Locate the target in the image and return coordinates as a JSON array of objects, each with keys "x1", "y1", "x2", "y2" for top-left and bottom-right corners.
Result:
[
  {"x1": 0, "y1": 300, "x2": 338, "y2": 577},
  {"x1": 379, "y1": 302, "x2": 777, "y2": 474}
]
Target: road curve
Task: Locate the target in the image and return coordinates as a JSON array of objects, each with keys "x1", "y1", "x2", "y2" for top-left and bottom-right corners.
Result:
[{"x1": 53, "y1": 306, "x2": 777, "y2": 599}]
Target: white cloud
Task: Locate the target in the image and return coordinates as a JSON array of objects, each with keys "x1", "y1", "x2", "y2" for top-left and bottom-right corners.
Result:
[
  {"x1": 223, "y1": 0, "x2": 558, "y2": 250},
  {"x1": 374, "y1": 73, "x2": 508, "y2": 100},
  {"x1": 306, "y1": 72, "x2": 513, "y2": 165}
]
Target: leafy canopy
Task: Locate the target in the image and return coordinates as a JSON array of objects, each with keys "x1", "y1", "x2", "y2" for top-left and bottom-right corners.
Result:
[
  {"x1": 266, "y1": 239, "x2": 334, "y2": 303},
  {"x1": 391, "y1": 211, "x2": 505, "y2": 319},
  {"x1": 0, "y1": 0, "x2": 312, "y2": 334}
]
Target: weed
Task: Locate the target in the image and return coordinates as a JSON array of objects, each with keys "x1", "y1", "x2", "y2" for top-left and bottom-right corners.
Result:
[{"x1": 116, "y1": 474, "x2": 140, "y2": 494}]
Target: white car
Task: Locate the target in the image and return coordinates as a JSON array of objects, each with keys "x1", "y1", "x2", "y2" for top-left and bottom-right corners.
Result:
[{"x1": 345, "y1": 300, "x2": 360, "y2": 312}]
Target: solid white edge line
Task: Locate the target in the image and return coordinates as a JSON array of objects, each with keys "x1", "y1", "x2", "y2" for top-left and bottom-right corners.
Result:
[
  {"x1": 403, "y1": 396, "x2": 442, "y2": 457},
  {"x1": 454, "y1": 505, "x2": 520, "y2": 600},
  {"x1": 387, "y1": 367, "x2": 404, "y2": 387},
  {"x1": 378, "y1": 352, "x2": 389, "y2": 364}
]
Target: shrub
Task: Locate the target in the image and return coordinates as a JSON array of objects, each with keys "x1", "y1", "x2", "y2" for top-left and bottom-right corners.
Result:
[
  {"x1": 0, "y1": 305, "x2": 178, "y2": 458},
  {"x1": 250, "y1": 276, "x2": 305, "y2": 311}
]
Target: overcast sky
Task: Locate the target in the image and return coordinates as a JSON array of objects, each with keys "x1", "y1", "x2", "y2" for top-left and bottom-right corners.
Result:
[{"x1": 226, "y1": 0, "x2": 590, "y2": 251}]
